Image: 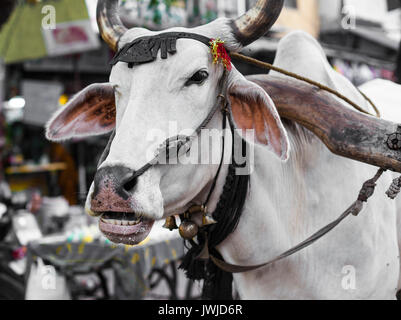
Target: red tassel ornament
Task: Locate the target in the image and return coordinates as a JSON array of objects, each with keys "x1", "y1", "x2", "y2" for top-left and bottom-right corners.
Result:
[{"x1": 210, "y1": 38, "x2": 232, "y2": 71}]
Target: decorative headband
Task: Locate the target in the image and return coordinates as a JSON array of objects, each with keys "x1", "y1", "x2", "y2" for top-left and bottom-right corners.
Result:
[{"x1": 110, "y1": 32, "x2": 232, "y2": 70}]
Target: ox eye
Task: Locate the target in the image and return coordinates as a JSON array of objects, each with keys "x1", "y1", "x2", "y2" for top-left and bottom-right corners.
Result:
[{"x1": 185, "y1": 70, "x2": 209, "y2": 86}]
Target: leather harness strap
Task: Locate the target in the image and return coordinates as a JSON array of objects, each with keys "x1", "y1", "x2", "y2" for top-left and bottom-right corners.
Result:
[{"x1": 198, "y1": 168, "x2": 386, "y2": 273}]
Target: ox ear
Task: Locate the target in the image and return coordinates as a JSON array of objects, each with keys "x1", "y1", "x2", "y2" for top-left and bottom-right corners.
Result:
[
  {"x1": 228, "y1": 76, "x2": 290, "y2": 161},
  {"x1": 46, "y1": 83, "x2": 116, "y2": 141}
]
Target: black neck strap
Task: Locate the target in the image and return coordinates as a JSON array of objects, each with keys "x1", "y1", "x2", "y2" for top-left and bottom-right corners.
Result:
[{"x1": 110, "y1": 32, "x2": 212, "y2": 68}]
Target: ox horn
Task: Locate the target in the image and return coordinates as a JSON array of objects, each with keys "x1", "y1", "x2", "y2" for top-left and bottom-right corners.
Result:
[
  {"x1": 231, "y1": 0, "x2": 284, "y2": 47},
  {"x1": 97, "y1": 0, "x2": 128, "y2": 52}
]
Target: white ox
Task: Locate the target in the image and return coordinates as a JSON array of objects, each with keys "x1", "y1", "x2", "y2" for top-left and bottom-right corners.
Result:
[{"x1": 46, "y1": 0, "x2": 401, "y2": 299}]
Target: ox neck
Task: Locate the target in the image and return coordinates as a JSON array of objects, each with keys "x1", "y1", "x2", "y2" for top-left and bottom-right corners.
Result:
[
  {"x1": 179, "y1": 117, "x2": 250, "y2": 299},
  {"x1": 215, "y1": 122, "x2": 330, "y2": 268}
]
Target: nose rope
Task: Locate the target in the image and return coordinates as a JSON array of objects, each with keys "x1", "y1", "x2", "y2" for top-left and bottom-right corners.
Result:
[
  {"x1": 230, "y1": 52, "x2": 381, "y2": 118},
  {"x1": 204, "y1": 101, "x2": 228, "y2": 206},
  {"x1": 97, "y1": 130, "x2": 116, "y2": 169}
]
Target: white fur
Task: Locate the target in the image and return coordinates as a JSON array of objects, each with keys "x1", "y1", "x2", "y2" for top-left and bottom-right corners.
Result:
[
  {"x1": 92, "y1": 32, "x2": 231, "y2": 221},
  {"x1": 216, "y1": 32, "x2": 401, "y2": 299},
  {"x1": 82, "y1": 23, "x2": 288, "y2": 224},
  {"x1": 55, "y1": 26, "x2": 401, "y2": 299}
]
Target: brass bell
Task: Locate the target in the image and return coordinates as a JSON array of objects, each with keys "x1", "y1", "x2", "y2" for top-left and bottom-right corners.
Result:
[
  {"x1": 202, "y1": 212, "x2": 217, "y2": 226},
  {"x1": 163, "y1": 216, "x2": 178, "y2": 231},
  {"x1": 179, "y1": 220, "x2": 199, "y2": 240},
  {"x1": 188, "y1": 205, "x2": 206, "y2": 215}
]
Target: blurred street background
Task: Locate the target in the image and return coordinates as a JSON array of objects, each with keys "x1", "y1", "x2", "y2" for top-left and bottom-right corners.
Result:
[{"x1": 0, "y1": 0, "x2": 399, "y2": 300}]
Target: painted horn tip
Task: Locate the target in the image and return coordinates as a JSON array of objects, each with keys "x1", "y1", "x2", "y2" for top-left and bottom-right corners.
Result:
[
  {"x1": 96, "y1": 0, "x2": 127, "y2": 51},
  {"x1": 232, "y1": 0, "x2": 284, "y2": 47}
]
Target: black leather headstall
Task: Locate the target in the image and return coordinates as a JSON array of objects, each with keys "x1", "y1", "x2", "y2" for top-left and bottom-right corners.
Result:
[{"x1": 110, "y1": 32, "x2": 212, "y2": 68}]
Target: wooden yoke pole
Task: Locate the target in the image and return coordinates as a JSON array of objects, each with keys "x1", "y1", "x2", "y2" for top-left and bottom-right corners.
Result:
[{"x1": 249, "y1": 74, "x2": 401, "y2": 173}]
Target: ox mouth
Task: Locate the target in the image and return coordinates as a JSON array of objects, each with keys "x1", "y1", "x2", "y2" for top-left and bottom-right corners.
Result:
[{"x1": 98, "y1": 212, "x2": 155, "y2": 245}]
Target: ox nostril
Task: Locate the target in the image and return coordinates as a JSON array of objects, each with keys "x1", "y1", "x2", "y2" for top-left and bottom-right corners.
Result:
[
  {"x1": 123, "y1": 175, "x2": 138, "y2": 193},
  {"x1": 93, "y1": 166, "x2": 137, "y2": 201}
]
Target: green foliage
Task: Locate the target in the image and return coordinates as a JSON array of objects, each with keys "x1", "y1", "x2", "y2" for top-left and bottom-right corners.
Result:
[
  {"x1": 133, "y1": 0, "x2": 218, "y2": 26},
  {"x1": 144, "y1": 0, "x2": 176, "y2": 25}
]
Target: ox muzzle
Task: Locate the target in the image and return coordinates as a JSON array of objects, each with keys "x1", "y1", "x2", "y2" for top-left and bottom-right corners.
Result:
[{"x1": 91, "y1": 166, "x2": 155, "y2": 245}]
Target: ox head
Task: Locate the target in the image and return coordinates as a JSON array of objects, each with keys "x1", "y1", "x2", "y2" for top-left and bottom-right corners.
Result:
[{"x1": 46, "y1": 0, "x2": 289, "y2": 245}]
